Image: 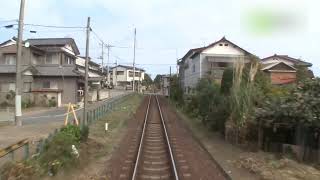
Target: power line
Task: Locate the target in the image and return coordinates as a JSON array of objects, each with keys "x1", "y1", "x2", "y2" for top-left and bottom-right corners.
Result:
[{"x1": 24, "y1": 23, "x2": 85, "y2": 29}]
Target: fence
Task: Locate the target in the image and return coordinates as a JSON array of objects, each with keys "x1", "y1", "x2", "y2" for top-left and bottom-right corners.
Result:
[{"x1": 0, "y1": 92, "x2": 133, "y2": 175}]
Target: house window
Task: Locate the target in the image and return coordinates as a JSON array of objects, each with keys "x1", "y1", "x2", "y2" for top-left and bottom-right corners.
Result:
[
  {"x1": 33, "y1": 53, "x2": 42, "y2": 65},
  {"x1": 116, "y1": 71, "x2": 124, "y2": 75},
  {"x1": 219, "y1": 43, "x2": 223, "y2": 46},
  {"x1": 217, "y1": 62, "x2": 229, "y2": 67},
  {"x1": 192, "y1": 64, "x2": 195, "y2": 73},
  {"x1": 4, "y1": 54, "x2": 16, "y2": 65},
  {"x1": 23, "y1": 82, "x2": 32, "y2": 92},
  {"x1": 43, "y1": 81, "x2": 50, "y2": 88},
  {"x1": 45, "y1": 54, "x2": 53, "y2": 64},
  {"x1": 224, "y1": 43, "x2": 229, "y2": 46},
  {"x1": 64, "y1": 56, "x2": 73, "y2": 65},
  {"x1": 0, "y1": 82, "x2": 15, "y2": 92}
]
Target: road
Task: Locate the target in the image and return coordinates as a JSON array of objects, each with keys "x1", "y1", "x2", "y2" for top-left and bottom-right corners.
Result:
[{"x1": 21, "y1": 90, "x2": 130, "y2": 125}]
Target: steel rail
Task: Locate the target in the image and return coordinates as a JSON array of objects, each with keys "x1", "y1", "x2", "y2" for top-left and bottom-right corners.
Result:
[
  {"x1": 155, "y1": 95, "x2": 179, "y2": 180},
  {"x1": 131, "y1": 95, "x2": 151, "y2": 180}
]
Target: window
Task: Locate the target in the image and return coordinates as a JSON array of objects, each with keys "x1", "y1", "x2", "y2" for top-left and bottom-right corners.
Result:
[
  {"x1": 116, "y1": 71, "x2": 124, "y2": 75},
  {"x1": 33, "y1": 54, "x2": 42, "y2": 65},
  {"x1": 43, "y1": 81, "x2": 50, "y2": 88},
  {"x1": 0, "y1": 82, "x2": 15, "y2": 92},
  {"x1": 224, "y1": 43, "x2": 229, "y2": 46},
  {"x1": 219, "y1": 43, "x2": 223, "y2": 46},
  {"x1": 45, "y1": 54, "x2": 53, "y2": 64},
  {"x1": 129, "y1": 71, "x2": 141, "y2": 77},
  {"x1": 64, "y1": 56, "x2": 73, "y2": 65},
  {"x1": 4, "y1": 54, "x2": 16, "y2": 65},
  {"x1": 217, "y1": 62, "x2": 229, "y2": 67},
  {"x1": 23, "y1": 82, "x2": 32, "y2": 92},
  {"x1": 192, "y1": 64, "x2": 195, "y2": 72}
]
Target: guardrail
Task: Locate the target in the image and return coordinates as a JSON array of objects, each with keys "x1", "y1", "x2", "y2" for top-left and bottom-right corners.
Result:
[{"x1": 0, "y1": 138, "x2": 29, "y2": 161}]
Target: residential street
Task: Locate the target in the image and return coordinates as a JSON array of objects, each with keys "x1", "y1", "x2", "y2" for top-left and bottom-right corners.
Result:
[{"x1": 0, "y1": 90, "x2": 129, "y2": 149}]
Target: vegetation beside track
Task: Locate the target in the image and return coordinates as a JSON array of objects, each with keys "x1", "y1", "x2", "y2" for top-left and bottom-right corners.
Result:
[{"x1": 0, "y1": 94, "x2": 143, "y2": 180}]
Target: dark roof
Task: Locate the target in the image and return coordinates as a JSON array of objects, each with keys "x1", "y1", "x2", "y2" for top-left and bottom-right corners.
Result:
[
  {"x1": 261, "y1": 54, "x2": 312, "y2": 67},
  {"x1": 35, "y1": 66, "x2": 80, "y2": 77},
  {"x1": 0, "y1": 65, "x2": 39, "y2": 74},
  {"x1": 26, "y1": 38, "x2": 80, "y2": 55},
  {"x1": 180, "y1": 37, "x2": 255, "y2": 62},
  {"x1": 110, "y1": 65, "x2": 145, "y2": 71},
  {"x1": 0, "y1": 65, "x2": 16, "y2": 73}
]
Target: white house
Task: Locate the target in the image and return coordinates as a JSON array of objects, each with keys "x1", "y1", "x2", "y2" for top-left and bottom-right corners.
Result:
[
  {"x1": 178, "y1": 37, "x2": 255, "y2": 93},
  {"x1": 110, "y1": 65, "x2": 145, "y2": 90}
]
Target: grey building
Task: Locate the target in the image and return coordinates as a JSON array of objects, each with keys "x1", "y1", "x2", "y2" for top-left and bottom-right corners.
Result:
[{"x1": 0, "y1": 37, "x2": 103, "y2": 107}]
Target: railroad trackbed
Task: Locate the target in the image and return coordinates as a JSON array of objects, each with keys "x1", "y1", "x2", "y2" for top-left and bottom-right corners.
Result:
[{"x1": 108, "y1": 95, "x2": 228, "y2": 180}]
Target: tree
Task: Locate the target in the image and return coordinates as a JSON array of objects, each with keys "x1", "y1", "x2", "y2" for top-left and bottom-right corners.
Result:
[
  {"x1": 153, "y1": 74, "x2": 162, "y2": 89},
  {"x1": 220, "y1": 68, "x2": 233, "y2": 95},
  {"x1": 142, "y1": 73, "x2": 153, "y2": 88}
]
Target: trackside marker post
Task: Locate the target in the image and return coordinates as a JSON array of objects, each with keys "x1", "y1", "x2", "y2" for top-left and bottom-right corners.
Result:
[{"x1": 105, "y1": 123, "x2": 108, "y2": 132}]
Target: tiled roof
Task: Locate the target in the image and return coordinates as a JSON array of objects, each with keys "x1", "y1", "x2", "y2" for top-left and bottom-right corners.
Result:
[
  {"x1": 180, "y1": 37, "x2": 255, "y2": 62},
  {"x1": 262, "y1": 54, "x2": 312, "y2": 67},
  {"x1": 26, "y1": 38, "x2": 80, "y2": 55},
  {"x1": 110, "y1": 65, "x2": 145, "y2": 71},
  {"x1": 35, "y1": 66, "x2": 80, "y2": 77}
]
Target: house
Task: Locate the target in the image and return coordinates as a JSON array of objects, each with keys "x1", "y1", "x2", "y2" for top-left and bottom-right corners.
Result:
[
  {"x1": 110, "y1": 65, "x2": 145, "y2": 90},
  {"x1": 160, "y1": 75, "x2": 170, "y2": 96},
  {"x1": 261, "y1": 54, "x2": 313, "y2": 85},
  {"x1": 178, "y1": 37, "x2": 255, "y2": 93},
  {"x1": 0, "y1": 37, "x2": 103, "y2": 107}
]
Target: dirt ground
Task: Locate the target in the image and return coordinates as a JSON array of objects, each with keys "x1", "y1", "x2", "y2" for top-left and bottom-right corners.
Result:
[
  {"x1": 174, "y1": 103, "x2": 320, "y2": 180},
  {"x1": 47, "y1": 94, "x2": 144, "y2": 180}
]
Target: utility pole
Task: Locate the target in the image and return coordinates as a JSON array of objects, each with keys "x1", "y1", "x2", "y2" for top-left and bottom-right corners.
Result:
[
  {"x1": 15, "y1": 0, "x2": 25, "y2": 126},
  {"x1": 169, "y1": 66, "x2": 172, "y2": 98},
  {"x1": 105, "y1": 44, "x2": 113, "y2": 85},
  {"x1": 83, "y1": 17, "x2": 90, "y2": 127},
  {"x1": 115, "y1": 59, "x2": 118, "y2": 87},
  {"x1": 132, "y1": 28, "x2": 136, "y2": 92},
  {"x1": 101, "y1": 42, "x2": 104, "y2": 74}
]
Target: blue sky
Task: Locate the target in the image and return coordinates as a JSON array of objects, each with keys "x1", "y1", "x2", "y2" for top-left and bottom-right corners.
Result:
[{"x1": 1, "y1": 0, "x2": 320, "y2": 78}]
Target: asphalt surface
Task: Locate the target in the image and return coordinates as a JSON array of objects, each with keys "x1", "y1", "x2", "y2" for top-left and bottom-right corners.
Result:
[{"x1": 21, "y1": 90, "x2": 130, "y2": 125}]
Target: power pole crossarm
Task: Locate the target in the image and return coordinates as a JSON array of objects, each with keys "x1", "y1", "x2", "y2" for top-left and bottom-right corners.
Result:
[
  {"x1": 15, "y1": 0, "x2": 25, "y2": 126},
  {"x1": 83, "y1": 17, "x2": 90, "y2": 127}
]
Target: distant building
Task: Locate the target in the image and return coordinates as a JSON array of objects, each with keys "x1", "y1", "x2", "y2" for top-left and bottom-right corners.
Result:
[
  {"x1": 110, "y1": 65, "x2": 145, "y2": 90},
  {"x1": 178, "y1": 37, "x2": 255, "y2": 93},
  {"x1": 261, "y1": 54, "x2": 313, "y2": 85},
  {"x1": 160, "y1": 75, "x2": 170, "y2": 96}
]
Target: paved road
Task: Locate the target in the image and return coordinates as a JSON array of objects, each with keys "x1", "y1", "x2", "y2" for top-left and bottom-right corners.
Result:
[{"x1": 21, "y1": 90, "x2": 130, "y2": 125}]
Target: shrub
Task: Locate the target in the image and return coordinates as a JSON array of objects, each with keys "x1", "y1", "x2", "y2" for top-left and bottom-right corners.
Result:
[
  {"x1": 22, "y1": 99, "x2": 34, "y2": 109},
  {"x1": 39, "y1": 125, "x2": 81, "y2": 175},
  {"x1": 80, "y1": 126, "x2": 89, "y2": 142},
  {"x1": 48, "y1": 97, "x2": 57, "y2": 107},
  {"x1": 220, "y1": 68, "x2": 233, "y2": 95}
]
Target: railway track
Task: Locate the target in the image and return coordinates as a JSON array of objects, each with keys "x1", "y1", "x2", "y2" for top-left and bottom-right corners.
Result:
[{"x1": 131, "y1": 95, "x2": 179, "y2": 180}]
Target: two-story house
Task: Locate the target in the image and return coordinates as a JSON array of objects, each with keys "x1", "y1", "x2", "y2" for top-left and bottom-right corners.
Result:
[
  {"x1": 261, "y1": 54, "x2": 313, "y2": 85},
  {"x1": 0, "y1": 37, "x2": 83, "y2": 107},
  {"x1": 178, "y1": 37, "x2": 255, "y2": 93},
  {"x1": 110, "y1": 65, "x2": 145, "y2": 90}
]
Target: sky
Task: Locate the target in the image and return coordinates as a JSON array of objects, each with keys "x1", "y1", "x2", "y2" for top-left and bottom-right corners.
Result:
[{"x1": 0, "y1": 0, "x2": 320, "y2": 78}]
